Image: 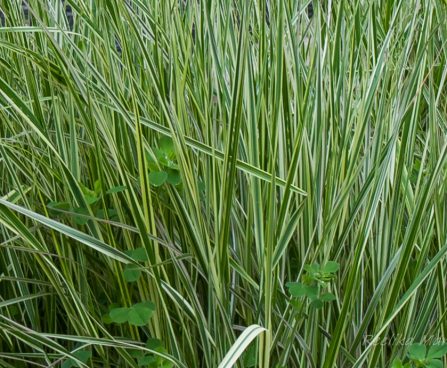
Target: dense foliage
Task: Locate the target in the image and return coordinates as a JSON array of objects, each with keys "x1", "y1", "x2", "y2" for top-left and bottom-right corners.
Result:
[{"x1": 1, "y1": 1, "x2": 447, "y2": 367}]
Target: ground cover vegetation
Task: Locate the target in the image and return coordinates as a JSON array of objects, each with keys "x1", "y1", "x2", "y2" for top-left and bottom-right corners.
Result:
[{"x1": 1, "y1": 0, "x2": 447, "y2": 367}]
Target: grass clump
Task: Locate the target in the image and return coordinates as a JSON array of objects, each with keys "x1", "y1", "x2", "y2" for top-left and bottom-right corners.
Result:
[{"x1": 1, "y1": 0, "x2": 447, "y2": 367}]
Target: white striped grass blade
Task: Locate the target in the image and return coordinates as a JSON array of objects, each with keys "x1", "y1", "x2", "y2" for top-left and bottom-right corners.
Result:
[
  {"x1": 0, "y1": 198, "x2": 134, "y2": 264},
  {"x1": 218, "y1": 324, "x2": 266, "y2": 368}
]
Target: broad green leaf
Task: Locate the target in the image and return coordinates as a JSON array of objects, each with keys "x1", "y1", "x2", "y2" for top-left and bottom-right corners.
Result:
[
  {"x1": 123, "y1": 264, "x2": 142, "y2": 282},
  {"x1": 138, "y1": 355, "x2": 157, "y2": 366},
  {"x1": 391, "y1": 359, "x2": 403, "y2": 368},
  {"x1": 72, "y1": 207, "x2": 90, "y2": 225},
  {"x1": 320, "y1": 293, "x2": 337, "y2": 302},
  {"x1": 146, "y1": 152, "x2": 159, "y2": 168},
  {"x1": 167, "y1": 169, "x2": 181, "y2": 186},
  {"x1": 84, "y1": 195, "x2": 100, "y2": 205},
  {"x1": 156, "y1": 151, "x2": 178, "y2": 170},
  {"x1": 159, "y1": 136, "x2": 175, "y2": 156},
  {"x1": 427, "y1": 359, "x2": 443, "y2": 368},
  {"x1": 61, "y1": 350, "x2": 92, "y2": 368},
  {"x1": 286, "y1": 282, "x2": 318, "y2": 300},
  {"x1": 304, "y1": 285, "x2": 319, "y2": 300},
  {"x1": 101, "y1": 314, "x2": 113, "y2": 324},
  {"x1": 321, "y1": 261, "x2": 340, "y2": 274},
  {"x1": 304, "y1": 263, "x2": 320, "y2": 274},
  {"x1": 407, "y1": 343, "x2": 426, "y2": 360},
  {"x1": 80, "y1": 184, "x2": 98, "y2": 204},
  {"x1": 96, "y1": 208, "x2": 118, "y2": 220},
  {"x1": 126, "y1": 248, "x2": 149, "y2": 262},
  {"x1": 154, "y1": 149, "x2": 166, "y2": 161},
  {"x1": 427, "y1": 344, "x2": 447, "y2": 359},
  {"x1": 109, "y1": 307, "x2": 129, "y2": 324},
  {"x1": 149, "y1": 171, "x2": 168, "y2": 186},
  {"x1": 310, "y1": 299, "x2": 324, "y2": 309},
  {"x1": 146, "y1": 338, "x2": 163, "y2": 350},
  {"x1": 130, "y1": 350, "x2": 145, "y2": 358},
  {"x1": 127, "y1": 303, "x2": 155, "y2": 326},
  {"x1": 286, "y1": 282, "x2": 307, "y2": 297},
  {"x1": 165, "y1": 160, "x2": 179, "y2": 169}
]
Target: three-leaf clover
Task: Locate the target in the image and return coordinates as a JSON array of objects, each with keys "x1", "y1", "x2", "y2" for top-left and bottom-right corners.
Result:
[
  {"x1": 123, "y1": 247, "x2": 149, "y2": 282},
  {"x1": 407, "y1": 343, "x2": 447, "y2": 368},
  {"x1": 392, "y1": 343, "x2": 447, "y2": 368},
  {"x1": 286, "y1": 261, "x2": 339, "y2": 309},
  {"x1": 130, "y1": 338, "x2": 174, "y2": 367},
  {"x1": 47, "y1": 180, "x2": 125, "y2": 225},
  {"x1": 108, "y1": 302, "x2": 155, "y2": 326},
  {"x1": 147, "y1": 137, "x2": 181, "y2": 187}
]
